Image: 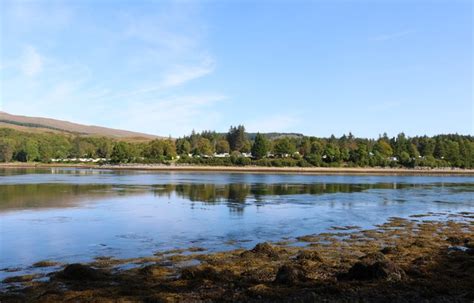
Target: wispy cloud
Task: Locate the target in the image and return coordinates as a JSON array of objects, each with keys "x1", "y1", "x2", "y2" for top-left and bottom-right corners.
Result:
[
  {"x1": 161, "y1": 56, "x2": 215, "y2": 88},
  {"x1": 371, "y1": 30, "x2": 415, "y2": 41},
  {"x1": 1, "y1": 1, "x2": 225, "y2": 136},
  {"x1": 20, "y1": 46, "x2": 43, "y2": 77},
  {"x1": 116, "y1": 94, "x2": 227, "y2": 135},
  {"x1": 102, "y1": 55, "x2": 216, "y2": 101}
]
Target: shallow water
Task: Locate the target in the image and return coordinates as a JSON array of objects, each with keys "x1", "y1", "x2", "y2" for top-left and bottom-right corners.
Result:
[{"x1": 0, "y1": 168, "x2": 473, "y2": 279}]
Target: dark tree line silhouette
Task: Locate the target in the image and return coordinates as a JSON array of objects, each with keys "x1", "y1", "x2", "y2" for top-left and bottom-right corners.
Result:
[{"x1": 0, "y1": 127, "x2": 472, "y2": 168}]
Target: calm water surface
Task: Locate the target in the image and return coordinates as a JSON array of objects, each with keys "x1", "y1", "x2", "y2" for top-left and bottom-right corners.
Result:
[{"x1": 0, "y1": 168, "x2": 473, "y2": 279}]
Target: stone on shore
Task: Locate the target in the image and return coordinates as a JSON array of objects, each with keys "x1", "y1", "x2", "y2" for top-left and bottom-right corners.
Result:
[
  {"x1": 274, "y1": 264, "x2": 306, "y2": 285},
  {"x1": 57, "y1": 264, "x2": 106, "y2": 281}
]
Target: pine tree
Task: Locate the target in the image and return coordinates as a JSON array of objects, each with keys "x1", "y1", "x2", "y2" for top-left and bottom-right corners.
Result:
[{"x1": 251, "y1": 133, "x2": 269, "y2": 159}]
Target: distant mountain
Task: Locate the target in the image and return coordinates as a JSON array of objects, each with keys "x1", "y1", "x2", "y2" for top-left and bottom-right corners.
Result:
[
  {"x1": 0, "y1": 112, "x2": 161, "y2": 141},
  {"x1": 246, "y1": 132, "x2": 305, "y2": 140},
  {"x1": 216, "y1": 132, "x2": 305, "y2": 140}
]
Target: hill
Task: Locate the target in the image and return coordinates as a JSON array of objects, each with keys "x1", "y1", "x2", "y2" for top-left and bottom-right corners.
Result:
[
  {"x1": 246, "y1": 132, "x2": 304, "y2": 140},
  {"x1": 0, "y1": 112, "x2": 160, "y2": 141}
]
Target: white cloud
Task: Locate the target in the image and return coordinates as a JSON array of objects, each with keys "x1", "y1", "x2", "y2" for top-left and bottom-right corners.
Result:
[
  {"x1": 20, "y1": 46, "x2": 43, "y2": 77},
  {"x1": 115, "y1": 94, "x2": 227, "y2": 136},
  {"x1": 2, "y1": 2, "x2": 226, "y2": 136},
  {"x1": 76, "y1": 4, "x2": 218, "y2": 104},
  {"x1": 121, "y1": 3, "x2": 205, "y2": 65},
  {"x1": 99, "y1": 55, "x2": 216, "y2": 101},
  {"x1": 161, "y1": 56, "x2": 215, "y2": 88}
]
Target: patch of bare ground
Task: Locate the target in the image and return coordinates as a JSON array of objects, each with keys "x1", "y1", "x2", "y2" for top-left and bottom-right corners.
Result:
[{"x1": 1, "y1": 213, "x2": 473, "y2": 302}]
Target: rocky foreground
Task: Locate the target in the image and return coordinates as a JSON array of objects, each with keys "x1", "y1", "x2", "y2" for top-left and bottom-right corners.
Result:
[{"x1": 1, "y1": 213, "x2": 473, "y2": 302}]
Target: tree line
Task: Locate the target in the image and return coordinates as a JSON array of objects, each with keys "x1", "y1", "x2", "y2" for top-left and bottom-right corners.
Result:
[{"x1": 0, "y1": 126, "x2": 473, "y2": 168}]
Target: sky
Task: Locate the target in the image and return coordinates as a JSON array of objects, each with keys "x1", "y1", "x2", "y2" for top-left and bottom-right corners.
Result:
[{"x1": 0, "y1": 0, "x2": 472, "y2": 138}]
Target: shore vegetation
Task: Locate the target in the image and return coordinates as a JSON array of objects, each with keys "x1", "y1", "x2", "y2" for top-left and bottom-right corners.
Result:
[{"x1": 0, "y1": 126, "x2": 473, "y2": 168}]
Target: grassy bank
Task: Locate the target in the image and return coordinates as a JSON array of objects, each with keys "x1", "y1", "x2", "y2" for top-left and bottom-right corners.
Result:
[
  {"x1": 1, "y1": 162, "x2": 474, "y2": 175},
  {"x1": 1, "y1": 212, "x2": 473, "y2": 302}
]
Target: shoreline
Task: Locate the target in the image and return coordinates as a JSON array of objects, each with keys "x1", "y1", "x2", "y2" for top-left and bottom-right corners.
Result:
[
  {"x1": 1, "y1": 162, "x2": 474, "y2": 175},
  {"x1": 1, "y1": 213, "x2": 473, "y2": 302}
]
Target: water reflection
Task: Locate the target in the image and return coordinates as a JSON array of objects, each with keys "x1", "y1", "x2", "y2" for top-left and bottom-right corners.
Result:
[
  {"x1": 0, "y1": 170, "x2": 473, "y2": 277},
  {"x1": 0, "y1": 184, "x2": 150, "y2": 212},
  {"x1": 1, "y1": 182, "x2": 470, "y2": 212},
  {"x1": 156, "y1": 183, "x2": 422, "y2": 203}
]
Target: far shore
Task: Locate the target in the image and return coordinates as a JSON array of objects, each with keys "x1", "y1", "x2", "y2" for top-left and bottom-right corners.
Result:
[{"x1": 1, "y1": 162, "x2": 473, "y2": 175}]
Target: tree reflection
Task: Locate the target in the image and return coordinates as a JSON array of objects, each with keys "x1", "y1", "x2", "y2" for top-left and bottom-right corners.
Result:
[{"x1": 0, "y1": 181, "x2": 450, "y2": 213}]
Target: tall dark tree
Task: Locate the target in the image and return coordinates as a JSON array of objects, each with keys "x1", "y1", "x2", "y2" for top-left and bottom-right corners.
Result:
[
  {"x1": 251, "y1": 133, "x2": 269, "y2": 159},
  {"x1": 176, "y1": 139, "x2": 191, "y2": 155},
  {"x1": 227, "y1": 125, "x2": 246, "y2": 151}
]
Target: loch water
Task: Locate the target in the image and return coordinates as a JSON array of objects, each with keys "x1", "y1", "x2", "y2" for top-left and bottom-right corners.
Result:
[{"x1": 0, "y1": 168, "x2": 473, "y2": 279}]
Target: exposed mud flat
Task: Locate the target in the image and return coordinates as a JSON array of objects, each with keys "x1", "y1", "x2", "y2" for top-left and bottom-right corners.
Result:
[{"x1": 1, "y1": 212, "x2": 473, "y2": 303}]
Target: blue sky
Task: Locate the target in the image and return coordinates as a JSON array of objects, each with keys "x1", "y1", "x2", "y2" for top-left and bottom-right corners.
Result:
[{"x1": 0, "y1": 0, "x2": 472, "y2": 137}]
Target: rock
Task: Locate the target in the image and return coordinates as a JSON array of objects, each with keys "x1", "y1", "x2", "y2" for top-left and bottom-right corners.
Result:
[
  {"x1": 446, "y1": 236, "x2": 464, "y2": 245},
  {"x1": 247, "y1": 283, "x2": 270, "y2": 295},
  {"x1": 359, "y1": 252, "x2": 386, "y2": 263},
  {"x1": 32, "y1": 261, "x2": 60, "y2": 268},
  {"x1": 57, "y1": 264, "x2": 105, "y2": 281},
  {"x1": 340, "y1": 260, "x2": 405, "y2": 281},
  {"x1": 180, "y1": 266, "x2": 233, "y2": 282},
  {"x1": 411, "y1": 239, "x2": 425, "y2": 247},
  {"x1": 296, "y1": 235, "x2": 319, "y2": 242},
  {"x1": 180, "y1": 266, "x2": 205, "y2": 280},
  {"x1": 380, "y1": 246, "x2": 398, "y2": 255},
  {"x1": 0, "y1": 267, "x2": 22, "y2": 273},
  {"x1": 241, "y1": 267, "x2": 275, "y2": 283},
  {"x1": 447, "y1": 245, "x2": 474, "y2": 255},
  {"x1": 241, "y1": 242, "x2": 279, "y2": 258},
  {"x1": 140, "y1": 265, "x2": 170, "y2": 278},
  {"x1": 465, "y1": 239, "x2": 474, "y2": 249},
  {"x1": 296, "y1": 250, "x2": 322, "y2": 262},
  {"x1": 448, "y1": 246, "x2": 469, "y2": 253},
  {"x1": 406, "y1": 266, "x2": 426, "y2": 277},
  {"x1": 412, "y1": 256, "x2": 432, "y2": 266},
  {"x1": 3, "y1": 274, "x2": 39, "y2": 283},
  {"x1": 251, "y1": 242, "x2": 276, "y2": 254},
  {"x1": 274, "y1": 264, "x2": 306, "y2": 285},
  {"x1": 188, "y1": 247, "x2": 206, "y2": 252}
]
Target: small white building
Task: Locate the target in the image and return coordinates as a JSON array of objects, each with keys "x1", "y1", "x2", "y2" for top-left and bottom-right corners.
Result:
[
  {"x1": 214, "y1": 153, "x2": 230, "y2": 158},
  {"x1": 51, "y1": 158, "x2": 107, "y2": 163}
]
